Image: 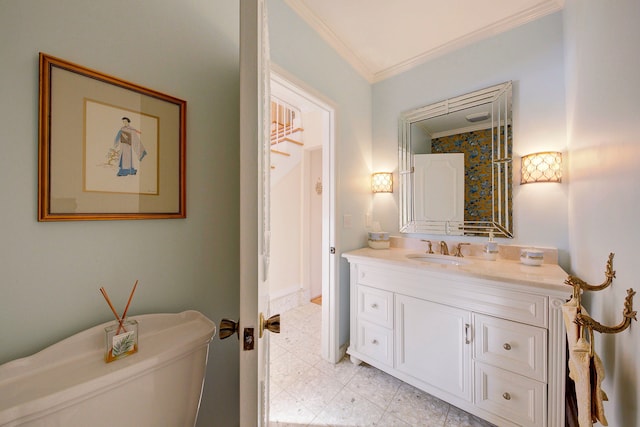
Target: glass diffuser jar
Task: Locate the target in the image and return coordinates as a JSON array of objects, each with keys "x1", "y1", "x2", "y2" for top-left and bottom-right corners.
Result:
[{"x1": 104, "y1": 319, "x2": 138, "y2": 363}]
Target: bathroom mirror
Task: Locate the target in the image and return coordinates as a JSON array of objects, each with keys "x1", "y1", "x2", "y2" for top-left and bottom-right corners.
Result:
[{"x1": 399, "y1": 81, "x2": 513, "y2": 237}]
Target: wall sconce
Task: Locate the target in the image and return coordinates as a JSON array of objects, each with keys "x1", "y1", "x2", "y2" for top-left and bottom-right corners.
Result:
[
  {"x1": 521, "y1": 151, "x2": 562, "y2": 184},
  {"x1": 371, "y1": 172, "x2": 393, "y2": 193}
]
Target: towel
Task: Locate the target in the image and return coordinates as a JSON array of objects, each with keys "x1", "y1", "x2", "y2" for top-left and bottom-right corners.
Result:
[{"x1": 562, "y1": 297, "x2": 608, "y2": 426}]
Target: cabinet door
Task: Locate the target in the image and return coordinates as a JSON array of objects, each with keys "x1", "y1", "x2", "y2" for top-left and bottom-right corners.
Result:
[{"x1": 395, "y1": 294, "x2": 472, "y2": 401}]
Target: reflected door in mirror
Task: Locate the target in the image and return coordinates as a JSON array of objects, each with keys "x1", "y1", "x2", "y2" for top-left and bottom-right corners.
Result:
[{"x1": 414, "y1": 153, "x2": 464, "y2": 235}]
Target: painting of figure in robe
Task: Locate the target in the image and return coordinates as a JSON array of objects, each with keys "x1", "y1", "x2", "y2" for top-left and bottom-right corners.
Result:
[
  {"x1": 84, "y1": 100, "x2": 158, "y2": 195},
  {"x1": 113, "y1": 117, "x2": 147, "y2": 176}
]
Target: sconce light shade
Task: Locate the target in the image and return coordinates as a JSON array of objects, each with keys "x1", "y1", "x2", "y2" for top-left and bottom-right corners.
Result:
[
  {"x1": 521, "y1": 151, "x2": 562, "y2": 184},
  {"x1": 371, "y1": 172, "x2": 393, "y2": 193}
]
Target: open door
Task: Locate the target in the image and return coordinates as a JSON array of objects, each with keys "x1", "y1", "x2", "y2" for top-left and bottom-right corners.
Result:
[{"x1": 237, "y1": 0, "x2": 277, "y2": 425}]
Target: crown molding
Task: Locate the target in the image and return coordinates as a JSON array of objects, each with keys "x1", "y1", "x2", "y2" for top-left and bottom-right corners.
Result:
[
  {"x1": 372, "y1": 0, "x2": 565, "y2": 82},
  {"x1": 284, "y1": 0, "x2": 376, "y2": 83},
  {"x1": 284, "y1": 0, "x2": 563, "y2": 84}
]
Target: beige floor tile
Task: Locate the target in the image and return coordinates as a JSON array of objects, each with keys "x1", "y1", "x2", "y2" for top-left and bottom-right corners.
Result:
[
  {"x1": 444, "y1": 406, "x2": 497, "y2": 427},
  {"x1": 285, "y1": 366, "x2": 345, "y2": 414},
  {"x1": 346, "y1": 363, "x2": 404, "y2": 410},
  {"x1": 270, "y1": 351, "x2": 314, "y2": 389},
  {"x1": 314, "y1": 356, "x2": 363, "y2": 385},
  {"x1": 269, "y1": 388, "x2": 316, "y2": 426},
  {"x1": 311, "y1": 387, "x2": 385, "y2": 426},
  {"x1": 384, "y1": 383, "x2": 449, "y2": 426},
  {"x1": 377, "y1": 411, "x2": 413, "y2": 426}
]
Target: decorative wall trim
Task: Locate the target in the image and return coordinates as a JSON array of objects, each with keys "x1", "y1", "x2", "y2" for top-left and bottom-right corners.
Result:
[
  {"x1": 283, "y1": 0, "x2": 374, "y2": 82},
  {"x1": 284, "y1": 0, "x2": 564, "y2": 83}
]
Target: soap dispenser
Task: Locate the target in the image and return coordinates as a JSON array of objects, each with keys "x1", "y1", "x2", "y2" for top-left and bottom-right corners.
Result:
[{"x1": 483, "y1": 231, "x2": 498, "y2": 261}]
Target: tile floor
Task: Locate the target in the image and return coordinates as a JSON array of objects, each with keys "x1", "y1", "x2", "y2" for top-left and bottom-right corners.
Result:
[{"x1": 268, "y1": 302, "x2": 496, "y2": 427}]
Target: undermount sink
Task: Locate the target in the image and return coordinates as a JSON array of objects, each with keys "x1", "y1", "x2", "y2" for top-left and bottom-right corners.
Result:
[{"x1": 405, "y1": 253, "x2": 473, "y2": 266}]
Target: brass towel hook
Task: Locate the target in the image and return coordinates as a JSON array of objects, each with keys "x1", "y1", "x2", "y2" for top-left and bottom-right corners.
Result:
[
  {"x1": 565, "y1": 252, "x2": 616, "y2": 295},
  {"x1": 575, "y1": 288, "x2": 637, "y2": 334},
  {"x1": 567, "y1": 252, "x2": 637, "y2": 334}
]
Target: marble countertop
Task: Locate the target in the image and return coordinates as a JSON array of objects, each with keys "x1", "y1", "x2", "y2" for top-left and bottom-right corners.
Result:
[{"x1": 343, "y1": 247, "x2": 572, "y2": 294}]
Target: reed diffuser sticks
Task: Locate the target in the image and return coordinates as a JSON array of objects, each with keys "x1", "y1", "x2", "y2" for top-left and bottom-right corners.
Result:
[
  {"x1": 117, "y1": 280, "x2": 138, "y2": 334},
  {"x1": 99, "y1": 280, "x2": 138, "y2": 333},
  {"x1": 100, "y1": 287, "x2": 122, "y2": 323},
  {"x1": 100, "y1": 281, "x2": 140, "y2": 363}
]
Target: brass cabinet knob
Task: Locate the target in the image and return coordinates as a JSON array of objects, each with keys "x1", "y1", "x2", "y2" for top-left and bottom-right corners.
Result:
[
  {"x1": 503, "y1": 392, "x2": 511, "y2": 400},
  {"x1": 503, "y1": 343, "x2": 512, "y2": 351},
  {"x1": 259, "y1": 313, "x2": 281, "y2": 338}
]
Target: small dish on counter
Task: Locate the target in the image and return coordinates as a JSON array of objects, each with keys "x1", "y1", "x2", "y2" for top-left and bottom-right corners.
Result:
[
  {"x1": 368, "y1": 239, "x2": 390, "y2": 249},
  {"x1": 368, "y1": 231, "x2": 390, "y2": 249},
  {"x1": 520, "y1": 248, "x2": 544, "y2": 266}
]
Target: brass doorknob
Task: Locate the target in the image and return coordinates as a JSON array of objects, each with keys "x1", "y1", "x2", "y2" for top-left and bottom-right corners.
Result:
[
  {"x1": 219, "y1": 318, "x2": 240, "y2": 340},
  {"x1": 259, "y1": 313, "x2": 280, "y2": 338}
]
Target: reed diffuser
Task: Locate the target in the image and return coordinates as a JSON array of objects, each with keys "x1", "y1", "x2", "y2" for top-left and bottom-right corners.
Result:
[{"x1": 100, "y1": 281, "x2": 139, "y2": 363}]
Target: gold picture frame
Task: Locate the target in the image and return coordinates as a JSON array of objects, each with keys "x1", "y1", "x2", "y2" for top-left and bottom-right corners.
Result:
[{"x1": 38, "y1": 53, "x2": 186, "y2": 221}]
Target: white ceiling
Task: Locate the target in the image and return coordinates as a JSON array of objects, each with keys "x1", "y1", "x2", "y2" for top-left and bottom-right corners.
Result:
[{"x1": 284, "y1": 0, "x2": 564, "y2": 83}]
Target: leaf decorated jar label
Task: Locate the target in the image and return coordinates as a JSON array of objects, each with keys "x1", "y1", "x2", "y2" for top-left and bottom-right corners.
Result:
[{"x1": 105, "y1": 319, "x2": 138, "y2": 363}]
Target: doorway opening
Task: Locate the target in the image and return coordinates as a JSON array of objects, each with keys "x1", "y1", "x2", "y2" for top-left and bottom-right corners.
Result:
[{"x1": 268, "y1": 67, "x2": 337, "y2": 363}]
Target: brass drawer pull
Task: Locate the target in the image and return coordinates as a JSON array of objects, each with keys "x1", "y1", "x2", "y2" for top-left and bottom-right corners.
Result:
[
  {"x1": 503, "y1": 392, "x2": 511, "y2": 400},
  {"x1": 503, "y1": 343, "x2": 512, "y2": 351}
]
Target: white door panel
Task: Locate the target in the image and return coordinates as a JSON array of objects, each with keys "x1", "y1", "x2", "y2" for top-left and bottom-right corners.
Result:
[
  {"x1": 414, "y1": 153, "x2": 464, "y2": 234},
  {"x1": 239, "y1": 1, "x2": 271, "y2": 425}
]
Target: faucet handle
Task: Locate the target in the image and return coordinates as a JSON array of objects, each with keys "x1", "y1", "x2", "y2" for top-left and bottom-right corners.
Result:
[
  {"x1": 439, "y1": 241, "x2": 449, "y2": 256},
  {"x1": 453, "y1": 242, "x2": 471, "y2": 257},
  {"x1": 421, "y1": 239, "x2": 434, "y2": 254}
]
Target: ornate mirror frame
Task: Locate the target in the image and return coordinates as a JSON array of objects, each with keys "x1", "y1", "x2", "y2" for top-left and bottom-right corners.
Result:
[{"x1": 398, "y1": 81, "x2": 513, "y2": 238}]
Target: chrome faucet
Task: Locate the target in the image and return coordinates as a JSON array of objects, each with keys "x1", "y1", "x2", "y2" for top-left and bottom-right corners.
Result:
[
  {"x1": 439, "y1": 241, "x2": 449, "y2": 256},
  {"x1": 453, "y1": 242, "x2": 471, "y2": 257},
  {"x1": 421, "y1": 239, "x2": 434, "y2": 254}
]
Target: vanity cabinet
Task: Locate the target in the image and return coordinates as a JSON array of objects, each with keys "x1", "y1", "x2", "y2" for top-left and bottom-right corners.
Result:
[
  {"x1": 395, "y1": 294, "x2": 471, "y2": 401},
  {"x1": 344, "y1": 249, "x2": 570, "y2": 427}
]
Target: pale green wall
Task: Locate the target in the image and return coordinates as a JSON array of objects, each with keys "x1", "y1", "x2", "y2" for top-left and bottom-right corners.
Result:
[
  {"x1": 564, "y1": 0, "x2": 640, "y2": 425},
  {"x1": 0, "y1": 1, "x2": 240, "y2": 426},
  {"x1": 372, "y1": 12, "x2": 570, "y2": 268}
]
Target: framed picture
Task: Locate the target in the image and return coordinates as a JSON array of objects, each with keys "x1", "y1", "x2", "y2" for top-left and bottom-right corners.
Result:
[{"x1": 38, "y1": 53, "x2": 186, "y2": 221}]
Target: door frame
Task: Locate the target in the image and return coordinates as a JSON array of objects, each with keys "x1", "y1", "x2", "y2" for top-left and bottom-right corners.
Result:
[
  {"x1": 270, "y1": 67, "x2": 339, "y2": 363},
  {"x1": 239, "y1": 0, "x2": 269, "y2": 425}
]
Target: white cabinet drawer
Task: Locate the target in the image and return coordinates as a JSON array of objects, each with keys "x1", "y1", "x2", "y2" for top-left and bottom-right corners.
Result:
[
  {"x1": 355, "y1": 263, "x2": 549, "y2": 327},
  {"x1": 474, "y1": 314, "x2": 547, "y2": 381},
  {"x1": 357, "y1": 285, "x2": 393, "y2": 328},
  {"x1": 475, "y1": 362, "x2": 546, "y2": 427},
  {"x1": 356, "y1": 319, "x2": 393, "y2": 366}
]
